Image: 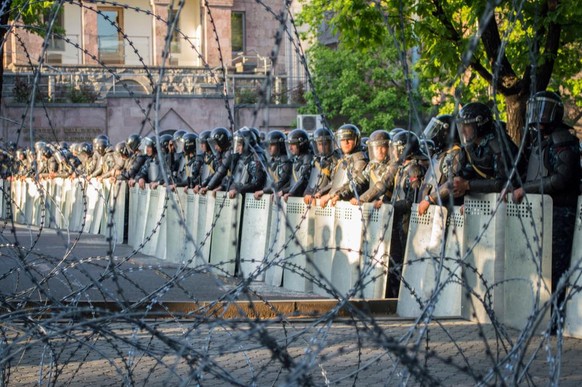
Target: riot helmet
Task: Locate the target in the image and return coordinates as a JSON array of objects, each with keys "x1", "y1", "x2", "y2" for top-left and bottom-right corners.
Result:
[
  {"x1": 312, "y1": 127, "x2": 335, "y2": 157},
  {"x1": 423, "y1": 114, "x2": 457, "y2": 152},
  {"x1": 59, "y1": 141, "x2": 69, "y2": 150},
  {"x1": 335, "y1": 124, "x2": 361, "y2": 153},
  {"x1": 93, "y1": 135, "x2": 110, "y2": 156},
  {"x1": 126, "y1": 134, "x2": 142, "y2": 153},
  {"x1": 457, "y1": 102, "x2": 493, "y2": 144},
  {"x1": 266, "y1": 130, "x2": 286, "y2": 157},
  {"x1": 233, "y1": 127, "x2": 256, "y2": 156},
  {"x1": 286, "y1": 128, "x2": 310, "y2": 156},
  {"x1": 367, "y1": 130, "x2": 391, "y2": 162},
  {"x1": 390, "y1": 130, "x2": 419, "y2": 162},
  {"x1": 115, "y1": 141, "x2": 130, "y2": 158},
  {"x1": 208, "y1": 127, "x2": 232, "y2": 155},
  {"x1": 389, "y1": 127, "x2": 406, "y2": 140},
  {"x1": 173, "y1": 130, "x2": 188, "y2": 153},
  {"x1": 182, "y1": 133, "x2": 199, "y2": 156},
  {"x1": 526, "y1": 91, "x2": 564, "y2": 128},
  {"x1": 143, "y1": 136, "x2": 157, "y2": 156},
  {"x1": 419, "y1": 138, "x2": 436, "y2": 159},
  {"x1": 158, "y1": 134, "x2": 173, "y2": 154},
  {"x1": 197, "y1": 130, "x2": 212, "y2": 155}
]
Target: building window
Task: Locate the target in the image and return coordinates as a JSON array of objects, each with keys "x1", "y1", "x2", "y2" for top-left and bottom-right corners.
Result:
[
  {"x1": 97, "y1": 7, "x2": 124, "y2": 64},
  {"x1": 44, "y1": 9, "x2": 65, "y2": 51},
  {"x1": 168, "y1": 7, "x2": 181, "y2": 53},
  {"x1": 231, "y1": 12, "x2": 245, "y2": 54}
]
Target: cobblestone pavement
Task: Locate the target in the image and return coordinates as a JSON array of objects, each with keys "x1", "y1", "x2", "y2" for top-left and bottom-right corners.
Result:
[{"x1": 4, "y1": 318, "x2": 582, "y2": 386}]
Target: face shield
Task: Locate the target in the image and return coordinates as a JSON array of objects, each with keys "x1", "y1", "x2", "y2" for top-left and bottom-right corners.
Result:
[
  {"x1": 285, "y1": 141, "x2": 301, "y2": 159},
  {"x1": 423, "y1": 117, "x2": 447, "y2": 142},
  {"x1": 456, "y1": 120, "x2": 478, "y2": 146},
  {"x1": 207, "y1": 138, "x2": 223, "y2": 157},
  {"x1": 312, "y1": 136, "x2": 334, "y2": 157},
  {"x1": 174, "y1": 137, "x2": 185, "y2": 153},
  {"x1": 233, "y1": 135, "x2": 248, "y2": 155},
  {"x1": 368, "y1": 139, "x2": 390, "y2": 162},
  {"x1": 526, "y1": 96, "x2": 562, "y2": 127}
]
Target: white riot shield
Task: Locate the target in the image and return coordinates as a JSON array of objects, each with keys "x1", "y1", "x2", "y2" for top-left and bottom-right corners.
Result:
[
  {"x1": 106, "y1": 181, "x2": 127, "y2": 243},
  {"x1": 184, "y1": 191, "x2": 200, "y2": 267},
  {"x1": 132, "y1": 187, "x2": 150, "y2": 251},
  {"x1": 26, "y1": 179, "x2": 40, "y2": 226},
  {"x1": 68, "y1": 179, "x2": 85, "y2": 232},
  {"x1": 40, "y1": 179, "x2": 54, "y2": 228},
  {"x1": 142, "y1": 187, "x2": 165, "y2": 257},
  {"x1": 360, "y1": 203, "x2": 393, "y2": 299},
  {"x1": 61, "y1": 178, "x2": 74, "y2": 229},
  {"x1": 397, "y1": 205, "x2": 450, "y2": 318},
  {"x1": 331, "y1": 201, "x2": 364, "y2": 297},
  {"x1": 209, "y1": 192, "x2": 241, "y2": 276},
  {"x1": 282, "y1": 197, "x2": 314, "y2": 292},
  {"x1": 83, "y1": 178, "x2": 104, "y2": 234},
  {"x1": 127, "y1": 185, "x2": 139, "y2": 247},
  {"x1": 438, "y1": 206, "x2": 465, "y2": 317},
  {"x1": 0, "y1": 179, "x2": 9, "y2": 219},
  {"x1": 311, "y1": 203, "x2": 335, "y2": 296},
  {"x1": 196, "y1": 194, "x2": 215, "y2": 264},
  {"x1": 163, "y1": 191, "x2": 187, "y2": 263},
  {"x1": 565, "y1": 196, "x2": 582, "y2": 338},
  {"x1": 52, "y1": 178, "x2": 66, "y2": 229},
  {"x1": 12, "y1": 179, "x2": 23, "y2": 223},
  {"x1": 264, "y1": 198, "x2": 286, "y2": 286},
  {"x1": 462, "y1": 193, "x2": 506, "y2": 323},
  {"x1": 100, "y1": 180, "x2": 112, "y2": 237},
  {"x1": 239, "y1": 194, "x2": 272, "y2": 280},
  {"x1": 503, "y1": 194, "x2": 552, "y2": 331}
]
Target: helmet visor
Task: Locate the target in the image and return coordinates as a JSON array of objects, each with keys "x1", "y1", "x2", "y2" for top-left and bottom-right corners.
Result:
[
  {"x1": 526, "y1": 96, "x2": 561, "y2": 126},
  {"x1": 312, "y1": 135, "x2": 334, "y2": 157},
  {"x1": 423, "y1": 117, "x2": 448, "y2": 140},
  {"x1": 368, "y1": 139, "x2": 390, "y2": 162}
]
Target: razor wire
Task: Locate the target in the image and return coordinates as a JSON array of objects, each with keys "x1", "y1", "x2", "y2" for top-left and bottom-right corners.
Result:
[{"x1": 0, "y1": 0, "x2": 581, "y2": 386}]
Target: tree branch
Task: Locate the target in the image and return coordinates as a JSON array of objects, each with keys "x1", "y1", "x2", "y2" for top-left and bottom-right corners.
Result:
[{"x1": 478, "y1": 5, "x2": 518, "y2": 94}]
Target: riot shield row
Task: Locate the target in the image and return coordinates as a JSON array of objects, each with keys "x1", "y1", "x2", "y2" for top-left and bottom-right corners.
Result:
[
  {"x1": 5, "y1": 179, "x2": 582, "y2": 337},
  {"x1": 8, "y1": 178, "x2": 126, "y2": 243}
]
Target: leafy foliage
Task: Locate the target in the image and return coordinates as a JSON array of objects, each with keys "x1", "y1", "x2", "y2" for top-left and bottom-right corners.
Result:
[
  {"x1": 300, "y1": 42, "x2": 413, "y2": 135},
  {"x1": 298, "y1": 0, "x2": 582, "y2": 140}
]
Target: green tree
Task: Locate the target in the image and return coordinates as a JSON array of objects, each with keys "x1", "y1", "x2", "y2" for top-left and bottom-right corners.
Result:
[
  {"x1": 299, "y1": 0, "x2": 582, "y2": 143},
  {"x1": 1, "y1": 0, "x2": 60, "y2": 105},
  {"x1": 300, "y1": 42, "x2": 414, "y2": 135}
]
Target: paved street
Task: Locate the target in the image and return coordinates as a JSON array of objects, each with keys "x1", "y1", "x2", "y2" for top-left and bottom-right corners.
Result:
[
  {"x1": 2, "y1": 224, "x2": 582, "y2": 386},
  {"x1": 3, "y1": 318, "x2": 582, "y2": 386}
]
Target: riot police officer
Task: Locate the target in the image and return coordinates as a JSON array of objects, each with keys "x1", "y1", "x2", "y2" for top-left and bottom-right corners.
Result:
[
  {"x1": 176, "y1": 132, "x2": 202, "y2": 190},
  {"x1": 221, "y1": 127, "x2": 267, "y2": 198},
  {"x1": 254, "y1": 130, "x2": 292, "y2": 199},
  {"x1": 452, "y1": 102, "x2": 522, "y2": 198},
  {"x1": 511, "y1": 91, "x2": 580, "y2": 301},
  {"x1": 320, "y1": 124, "x2": 368, "y2": 207},
  {"x1": 279, "y1": 129, "x2": 313, "y2": 200},
  {"x1": 121, "y1": 134, "x2": 147, "y2": 186},
  {"x1": 348, "y1": 130, "x2": 398, "y2": 204},
  {"x1": 303, "y1": 127, "x2": 340, "y2": 204},
  {"x1": 198, "y1": 127, "x2": 232, "y2": 195},
  {"x1": 418, "y1": 114, "x2": 464, "y2": 215}
]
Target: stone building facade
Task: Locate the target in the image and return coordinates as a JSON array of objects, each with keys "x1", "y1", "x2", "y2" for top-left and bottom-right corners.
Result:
[{"x1": 1, "y1": 0, "x2": 309, "y2": 144}]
